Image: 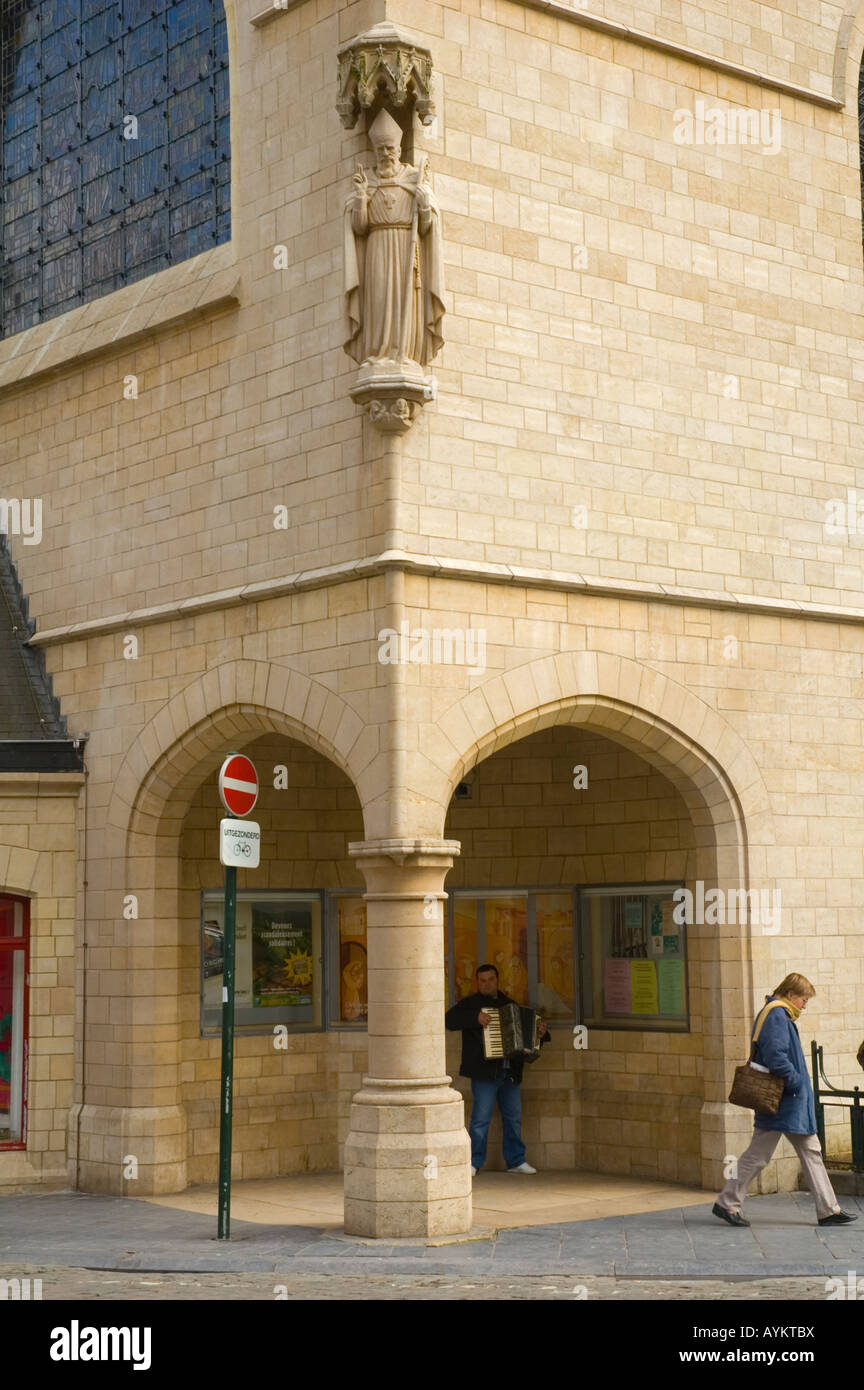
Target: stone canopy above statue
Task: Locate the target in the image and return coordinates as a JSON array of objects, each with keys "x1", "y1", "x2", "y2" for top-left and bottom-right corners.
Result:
[
  {"x1": 339, "y1": 24, "x2": 444, "y2": 433},
  {"x1": 336, "y1": 22, "x2": 435, "y2": 131}
]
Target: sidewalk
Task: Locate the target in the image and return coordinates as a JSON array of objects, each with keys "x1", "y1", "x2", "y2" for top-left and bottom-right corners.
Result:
[
  {"x1": 141, "y1": 1169, "x2": 712, "y2": 1232},
  {"x1": 1, "y1": 1176, "x2": 861, "y2": 1278}
]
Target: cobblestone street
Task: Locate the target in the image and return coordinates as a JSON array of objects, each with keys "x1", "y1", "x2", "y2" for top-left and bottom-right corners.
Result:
[{"x1": 0, "y1": 1264, "x2": 841, "y2": 1301}]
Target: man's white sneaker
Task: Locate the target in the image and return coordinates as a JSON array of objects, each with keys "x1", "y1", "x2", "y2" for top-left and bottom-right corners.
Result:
[
  {"x1": 470, "y1": 1167, "x2": 477, "y2": 1177},
  {"x1": 507, "y1": 1162, "x2": 536, "y2": 1174}
]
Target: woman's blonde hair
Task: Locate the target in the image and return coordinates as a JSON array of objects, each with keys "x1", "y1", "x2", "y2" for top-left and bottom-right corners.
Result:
[{"x1": 773, "y1": 972, "x2": 816, "y2": 1000}]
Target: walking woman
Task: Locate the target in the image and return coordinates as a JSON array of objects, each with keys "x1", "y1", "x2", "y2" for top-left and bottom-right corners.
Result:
[{"x1": 714, "y1": 973, "x2": 859, "y2": 1228}]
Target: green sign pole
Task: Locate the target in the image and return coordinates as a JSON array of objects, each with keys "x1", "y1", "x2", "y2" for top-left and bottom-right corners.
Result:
[{"x1": 217, "y1": 860, "x2": 237, "y2": 1240}]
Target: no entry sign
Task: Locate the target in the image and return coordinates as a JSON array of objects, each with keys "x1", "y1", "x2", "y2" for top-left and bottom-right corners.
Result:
[{"x1": 218, "y1": 753, "x2": 259, "y2": 817}]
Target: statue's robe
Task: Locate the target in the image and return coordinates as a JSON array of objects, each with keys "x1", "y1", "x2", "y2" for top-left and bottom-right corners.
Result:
[{"x1": 344, "y1": 164, "x2": 444, "y2": 367}]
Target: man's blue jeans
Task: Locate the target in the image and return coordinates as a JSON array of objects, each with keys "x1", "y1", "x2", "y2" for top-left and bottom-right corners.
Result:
[{"x1": 469, "y1": 1074, "x2": 526, "y2": 1171}]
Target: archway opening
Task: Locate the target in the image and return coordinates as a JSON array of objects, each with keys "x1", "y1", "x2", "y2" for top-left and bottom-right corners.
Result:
[{"x1": 442, "y1": 710, "x2": 746, "y2": 1188}]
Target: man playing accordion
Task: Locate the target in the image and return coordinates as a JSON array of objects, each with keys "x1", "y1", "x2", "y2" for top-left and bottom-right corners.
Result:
[{"x1": 445, "y1": 963, "x2": 550, "y2": 1176}]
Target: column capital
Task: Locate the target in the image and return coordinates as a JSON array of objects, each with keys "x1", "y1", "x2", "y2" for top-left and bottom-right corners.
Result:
[{"x1": 348, "y1": 837, "x2": 460, "y2": 868}]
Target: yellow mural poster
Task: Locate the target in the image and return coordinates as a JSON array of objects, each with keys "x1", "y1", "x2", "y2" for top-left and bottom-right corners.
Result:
[
  {"x1": 484, "y1": 897, "x2": 528, "y2": 1003},
  {"x1": 453, "y1": 899, "x2": 478, "y2": 1000},
  {"x1": 338, "y1": 897, "x2": 367, "y2": 1022},
  {"x1": 536, "y1": 892, "x2": 575, "y2": 1018}
]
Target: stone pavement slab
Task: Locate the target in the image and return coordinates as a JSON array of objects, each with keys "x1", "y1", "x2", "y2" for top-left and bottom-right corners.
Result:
[{"x1": 0, "y1": 1189, "x2": 861, "y2": 1278}]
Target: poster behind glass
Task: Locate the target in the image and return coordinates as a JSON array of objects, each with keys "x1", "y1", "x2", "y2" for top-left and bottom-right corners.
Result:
[
  {"x1": 535, "y1": 892, "x2": 575, "y2": 1019},
  {"x1": 337, "y1": 897, "x2": 367, "y2": 1022},
  {"x1": 452, "y1": 898, "x2": 479, "y2": 1000},
  {"x1": 201, "y1": 893, "x2": 322, "y2": 1033},
  {"x1": 484, "y1": 896, "x2": 528, "y2": 1004},
  {"x1": 582, "y1": 889, "x2": 686, "y2": 1030}
]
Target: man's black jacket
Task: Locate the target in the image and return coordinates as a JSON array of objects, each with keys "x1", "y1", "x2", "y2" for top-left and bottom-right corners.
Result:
[{"x1": 445, "y1": 990, "x2": 551, "y2": 1083}]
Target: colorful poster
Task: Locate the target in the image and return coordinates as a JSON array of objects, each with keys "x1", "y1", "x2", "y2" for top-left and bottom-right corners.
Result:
[
  {"x1": 604, "y1": 958, "x2": 631, "y2": 1012},
  {"x1": 663, "y1": 934, "x2": 680, "y2": 955},
  {"x1": 630, "y1": 960, "x2": 659, "y2": 1014},
  {"x1": 453, "y1": 899, "x2": 479, "y2": 1001},
  {"x1": 485, "y1": 897, "x2": 528, "y2": 1004},
  {"x1": 536, "y1": 893, "x2": 575, "y2": 1018},
  {"x1": 251, "y1": 904, "x2": 314, "y2": 1008},
  {"x1": 657, "y1": 959, "x2": 685, "y2": 1014},
  {"x1": 338, "y1": 897, "x2": 367, "y2": 1022},
  {"x1": 650, "y1": 930, "x2": 664, "y2": 955}
]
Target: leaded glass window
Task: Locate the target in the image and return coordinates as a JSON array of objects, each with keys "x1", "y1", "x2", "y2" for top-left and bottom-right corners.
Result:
[{"x1": 0, "y1": 0, "x2": 230, "y2": 340}]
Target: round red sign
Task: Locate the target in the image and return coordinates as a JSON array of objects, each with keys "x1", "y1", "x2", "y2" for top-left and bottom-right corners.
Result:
[{"x1": 218, "y1": 753, "x2": 259, "y2": 817}]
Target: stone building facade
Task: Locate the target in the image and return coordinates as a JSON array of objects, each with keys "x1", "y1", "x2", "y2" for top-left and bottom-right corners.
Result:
[{"x1": 2, "y1": 0, "x2": 864, "y2": 1236}]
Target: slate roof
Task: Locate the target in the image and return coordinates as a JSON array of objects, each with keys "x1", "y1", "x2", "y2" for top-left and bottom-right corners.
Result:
[{"x1": 0, "y1": 535, "x2": 84, "y2": 772}]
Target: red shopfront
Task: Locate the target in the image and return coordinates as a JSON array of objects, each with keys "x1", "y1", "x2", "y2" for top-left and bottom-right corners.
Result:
[{"x1": 0, "y1": 896, "x2": 29, "y2": 1148}]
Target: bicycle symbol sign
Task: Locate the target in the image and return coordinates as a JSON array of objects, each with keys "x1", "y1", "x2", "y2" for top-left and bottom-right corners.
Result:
[{"x1": 219, "y1": 818, "x2": 261, "y2": 869}]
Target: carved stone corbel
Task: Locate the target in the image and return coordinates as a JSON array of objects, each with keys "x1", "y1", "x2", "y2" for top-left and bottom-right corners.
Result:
[{"x1": 350, "y1": 365, "x2": 436, "y2": 434}]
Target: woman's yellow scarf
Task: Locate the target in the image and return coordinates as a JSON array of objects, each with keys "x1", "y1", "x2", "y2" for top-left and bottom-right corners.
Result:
[{"x1": 768, "y1": 994, "x2": 801, "y2": 1022}]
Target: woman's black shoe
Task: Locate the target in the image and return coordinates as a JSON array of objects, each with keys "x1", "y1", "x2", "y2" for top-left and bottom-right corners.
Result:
[
  {"x1": 712, "y1": 1203, "x2": 750, "y2": 1227},
  {"x1": 818, "y1": 1211, "x2": 859, "y2": 1226}
]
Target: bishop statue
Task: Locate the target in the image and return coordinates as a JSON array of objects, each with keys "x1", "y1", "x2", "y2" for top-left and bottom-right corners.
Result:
[{"x1": 344, "y1": 108, "x2": 444, "y2": 374}]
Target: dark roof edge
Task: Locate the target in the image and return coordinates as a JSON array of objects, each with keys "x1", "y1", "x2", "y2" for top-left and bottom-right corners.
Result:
[
  {"x1": 0, "y1": 533, "x2": 77, "y2": 740},
  {"x1": 0, "y1": 741, "x2": 85, "y2": 773}
]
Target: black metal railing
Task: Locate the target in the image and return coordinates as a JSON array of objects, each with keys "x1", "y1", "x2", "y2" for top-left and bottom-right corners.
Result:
[{"x1": 811, "y1": 1041, "x2": 864, "y2": 1173}]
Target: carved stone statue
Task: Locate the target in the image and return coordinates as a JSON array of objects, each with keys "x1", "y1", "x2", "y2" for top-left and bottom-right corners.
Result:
[{"x1": 344, "y1": 108, "x2": 444, "y2": 426}]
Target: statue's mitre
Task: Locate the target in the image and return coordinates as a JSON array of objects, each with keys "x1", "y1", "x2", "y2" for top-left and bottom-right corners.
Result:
[{"x1": 368, "y1": 108, "x2": 403, "y2": 148}]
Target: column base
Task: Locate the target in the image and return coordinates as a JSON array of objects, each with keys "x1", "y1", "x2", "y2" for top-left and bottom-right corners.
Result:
[
  {"x1": 700, "y1": 1100, "x2": 760, "y2": 1191},
  {"x1": 68, "y1": 1103, "x2": 188, "y2": 1195},
  {"x1": 344, "y1": 1078, "x2": 472, "y2": 1237}
]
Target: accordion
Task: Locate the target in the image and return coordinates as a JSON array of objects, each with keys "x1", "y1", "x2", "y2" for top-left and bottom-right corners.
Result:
[{"x1": 482, "y1": 1003, "x2": 542, "y2": 1060}]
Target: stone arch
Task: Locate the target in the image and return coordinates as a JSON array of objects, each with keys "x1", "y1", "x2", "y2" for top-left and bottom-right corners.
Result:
[
  {"x1": 428, "y1": 651, "x2": 775, "y2": 1189},
  {"x1": 429, "y1": 652, "x2": 771, "y2": 853},
  {"x1": 76, "y1": 661, "x2": 371, "y2": 1197},
  {"x1": 105, "y1": 659, "x2": 373, "y2": 853}
]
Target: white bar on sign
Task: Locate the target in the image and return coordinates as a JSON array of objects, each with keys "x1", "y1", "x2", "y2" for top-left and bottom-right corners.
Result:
[{"x1": 221, "y1": 776, "x2": 257, "y2": 794}]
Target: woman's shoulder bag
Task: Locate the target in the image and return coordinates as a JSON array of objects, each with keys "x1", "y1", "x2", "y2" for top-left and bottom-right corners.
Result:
[{"x1": 728, "y1": 999, "x2": 788, "y2": 1115}]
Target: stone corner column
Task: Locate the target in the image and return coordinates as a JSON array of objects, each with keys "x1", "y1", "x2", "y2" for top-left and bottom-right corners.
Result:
[
  {"x1": 343, "y1": 837, "x2": 471, "y2": 1238},
  {"x1": 68, "y1": 1102, "x2": 188, "y2": 1195}
]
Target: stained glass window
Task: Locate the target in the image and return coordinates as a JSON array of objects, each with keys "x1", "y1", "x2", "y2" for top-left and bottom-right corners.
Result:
[{"x1": 0, "y1": 0, "x2": 230, "y2": 339}]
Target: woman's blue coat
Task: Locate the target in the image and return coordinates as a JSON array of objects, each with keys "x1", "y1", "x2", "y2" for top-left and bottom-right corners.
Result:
[{"x1": 752, "y1": 997, "x2": 817, "y2": 1134}]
